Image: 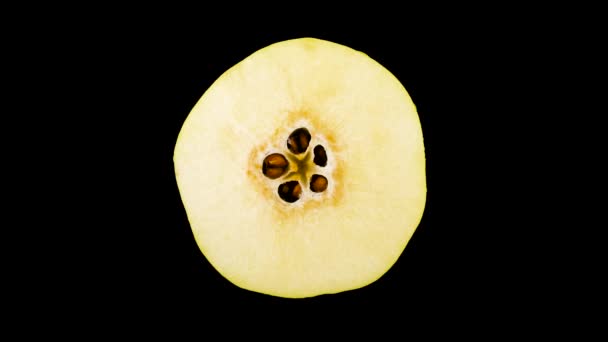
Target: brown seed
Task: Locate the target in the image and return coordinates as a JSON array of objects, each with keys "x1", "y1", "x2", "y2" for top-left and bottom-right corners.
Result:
[
  {"x1": 313, "y1": 145, "x2": 327, "y2": 167},
  {"x1": 278, "y1": 181, "x2": 302, "y2": 203},
  {"x1": 286, "y1": 128, "x2": 311, "y2": 154},
  {"x1": 262, "y1": 153, "x2": 289, "y2": 179},
  {"x1": 310, "y1": 174, "x2": 328, "y2": 193}
]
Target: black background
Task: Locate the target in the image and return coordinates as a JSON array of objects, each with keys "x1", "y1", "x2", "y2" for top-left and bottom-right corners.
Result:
[{"x1": 19, "y1": 11, "x2": 589, "y2": 330}]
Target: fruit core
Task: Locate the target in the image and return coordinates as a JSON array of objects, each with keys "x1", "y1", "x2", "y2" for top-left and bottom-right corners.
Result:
[{"x1": 261, "y1": 127, "x2": 331, "y2": 203}]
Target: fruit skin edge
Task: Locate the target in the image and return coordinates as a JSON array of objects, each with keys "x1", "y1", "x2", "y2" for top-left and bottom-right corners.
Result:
[{"x1": 174, "y1": 38, "x2": 427, "y2": 298}]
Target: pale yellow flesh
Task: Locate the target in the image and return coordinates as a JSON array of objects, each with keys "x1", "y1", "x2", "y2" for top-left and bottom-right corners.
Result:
[{"x1": 174, "y1": 38, "x2": 426, "y2": 298}]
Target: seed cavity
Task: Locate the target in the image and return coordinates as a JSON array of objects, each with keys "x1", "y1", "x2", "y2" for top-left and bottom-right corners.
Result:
[
  {"x1": 262, "y1": 153, "x2": 289, "y2": 179},
  {"x1": 260, "y1": 126, "x2": 332, "y2": 204},
  {"x1": 313, "y1": 145, "x2": 327, "y2": 167},
  {"x1": 310, "y1": 174, "x2": 328, "y2": 193},
  {"x1": 287, "y1": 128, "x2": 311, "y2": 155},
  {"x1": 278, "y1": 181, "x2": 302, "y2": 203}
]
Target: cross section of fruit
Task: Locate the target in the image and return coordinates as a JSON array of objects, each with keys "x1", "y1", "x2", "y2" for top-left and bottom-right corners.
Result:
[{"x1": 174, "y1": 38, "x2": 426, "y2": 298}]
